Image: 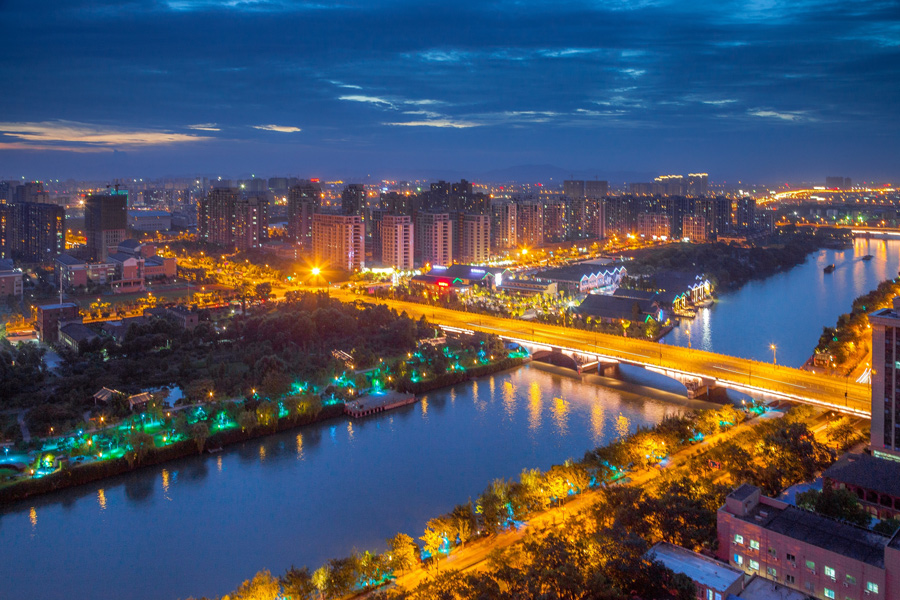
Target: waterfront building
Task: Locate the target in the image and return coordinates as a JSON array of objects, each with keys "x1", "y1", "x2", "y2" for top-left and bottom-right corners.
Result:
[
  {"x1": 536, "y1": 262, "x2": 627, "y2": 294},
  {"x1": 415, "y1": 212, "x2": 452, "y2": 267},
  {"x1": 312, "y1": 213, "x2": 364, "y2": 272},
  {"x1": 869, "y1": 297, "x2": 900, "y2": 460},
  {"x1": 85, "y1": 192, "x2": 127, "y2": 260},
  {"x1": 381, "y1": 215, "x2": 414, "y2": 271},
  {"x1": 717, "y1": 484, "x2": 896, "y2": 600}
]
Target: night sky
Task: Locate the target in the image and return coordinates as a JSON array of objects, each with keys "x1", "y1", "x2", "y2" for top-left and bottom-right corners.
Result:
[{"x1": 1, "y1": 0, "x2": 898, "y2": 182}]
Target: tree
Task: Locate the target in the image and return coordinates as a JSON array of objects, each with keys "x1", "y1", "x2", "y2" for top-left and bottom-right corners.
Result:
[
  {"x1": 190, "y1": 421, "x2": 209, "y2": 454},
  {"x1": 796, "y1": 487, "x2": 871, "y2": 527},
  {"x1": 874, "y1": 518, "x2": 900, "y2": 536},
  {"x1": 280, "y1": 566, "x2": 315, "y2": 600},
  {"x1": 386, "y1": 533, "x2": 419, "y2": 573},
  {"x1": 255, "y1": 282, "x2": 273, "y2": 301},
  {"x1": 127, "y1": 431, "x2": 154, "y2": 465},
  {"x1": 828, "y1": 418, "x2": 859, "y2": 450},
  {"x1": 231, "y1": 569, "x2": 280, "y2": 600},
  {"x1": 238, "y1": 410, "x2": 257, "y2": 432}
]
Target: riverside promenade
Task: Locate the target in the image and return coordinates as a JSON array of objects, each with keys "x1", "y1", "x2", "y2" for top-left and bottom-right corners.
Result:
[{"x1": 344, "y1": 390, "x2": 417, "y2": 418}]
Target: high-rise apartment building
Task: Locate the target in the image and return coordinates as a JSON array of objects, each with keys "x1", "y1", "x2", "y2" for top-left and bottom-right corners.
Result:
[
  {"x1": 653, "y1": 175, "x2": 684, "y2": 196},
  {"x1": 563, "y1": 180, "x2": 585, "y2": 200},
  {"x1": 381, "y1": 215, "x2": 414, "y2": 271},
  {"x1": 0, "y1": 202, "x2": 65, "y2": 262},
  {"x1": 85, "y1": 192, "x2": 127, "y2": 260},
  {"x1": 459, "y1": 214, "x2": 490, "y2": 264},
  {"x1": 341, "y1": 184, "x2": 367, "y2": 216},
  {"x1": 490, "y1": 201, "x2": 517, "y2": 250},
  {"x1": 415, "y1": 212, "x2": 452, "y2": 267},
  {"x1": 870, "y1": 297, "x2": 900, "y2": 460},
  {"x1": 585, "y1": 180, "x2": 609, "y2": 199},
  {"x1": 585, "y1": 198, "x2": 606, "y2": 240},
  {"x1": 312, "y1": 213, "x2": 364, "y2": 272},
  {"x1": 198, "y1": 188, "x2": 268, "y2": 250},
  {"x1": 543, "y1": 200, "x2": 567, "y2": 243},
  {"x1": 516, "y1": 201, "x2": 544, "y2": 248},
  {"x1": 733, "y1": 197, "x2": 756, "y2": 230},
  {"x1": 287, "y1": 181, "x2": 320, "y2": 248},
  {"x1": 687, "y1": 173, "x2": 709, "y2": 197},
  {"x1": 637, "y1": 213, "x2": 671, "y2": 238},
  {"x1": 13, "y1": 181, "x2": 50, "y2": 205},
  {"x1": 682, "y1": 215, "x2": 707, "y2": 242}
]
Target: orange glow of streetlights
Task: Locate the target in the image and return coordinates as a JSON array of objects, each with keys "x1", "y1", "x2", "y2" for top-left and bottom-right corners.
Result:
[
  {"x1": 770, "y1": 344, "x2": 777, "y2": 366},
  {"x1": 311, "y1": 267, "x2": 321, "y2": 276}
]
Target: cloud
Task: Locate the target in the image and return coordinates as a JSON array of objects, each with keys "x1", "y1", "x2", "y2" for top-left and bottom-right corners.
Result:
[
  {"x1": 748, "y1": 109, "x2": 807, "y2": 121},
  {"x1": 188, "y1": 123, "x2": 221, "y2": 131},
  {"x1": 252, "y1": 124, "x2": 302, "y2": 132},
  {"x1": 384, "y1": 119, "x2": 480, "y2": 129},
  {"x1": 339, "y1": 95, "x2": 396, "y2": 108},
  {"x1": 0, "y1": 120, "x2": 204, "y2": 149}
]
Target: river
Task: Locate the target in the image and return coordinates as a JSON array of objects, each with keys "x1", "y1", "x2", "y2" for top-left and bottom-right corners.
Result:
[
  {"x1": 0, "y1": 365, "x2": 709, "y2": 600},
  {"x1": 665, "y1": 237, "x2": 900, "y2": 367}
]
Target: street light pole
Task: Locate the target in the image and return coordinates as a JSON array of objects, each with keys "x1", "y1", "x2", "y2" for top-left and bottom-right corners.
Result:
[{"x1": 770, "y1": 344, "x2": 777, "y2": 367}]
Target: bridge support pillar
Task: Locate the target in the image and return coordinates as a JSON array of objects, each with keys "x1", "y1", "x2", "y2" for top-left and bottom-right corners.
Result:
[
  {"x1": 686, "y1": 378, "x2": 728, "y2": 402},
  {"x1": 598, "y1": 362, "x2": 620, "y2": 378}
]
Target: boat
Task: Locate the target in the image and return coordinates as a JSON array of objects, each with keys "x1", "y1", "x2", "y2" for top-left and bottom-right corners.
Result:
[
  {"x1": 862, "y1": 254, "x2": 874, "y2": 261},
  {"x1": 824, "y1": 264, "x2": 836, "y2": 273}
]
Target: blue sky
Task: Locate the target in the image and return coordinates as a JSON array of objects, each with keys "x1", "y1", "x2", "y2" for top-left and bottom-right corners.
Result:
[{"x1": 1, "y1": 0, "x2": 898, "y2": 182}]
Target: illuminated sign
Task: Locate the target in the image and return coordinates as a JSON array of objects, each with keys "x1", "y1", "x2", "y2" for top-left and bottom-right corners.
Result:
[
  {"x1": 437, "y1": 281, "x2": 449, "y2": 287},
  {"x1": 471, "y1": 269, "x2": 485, "y2": 274}
]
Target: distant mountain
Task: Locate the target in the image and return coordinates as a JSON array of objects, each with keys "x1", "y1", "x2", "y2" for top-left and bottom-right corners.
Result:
[{"x1": 393, "y1": 164, "x2": 656, "y2": 186}]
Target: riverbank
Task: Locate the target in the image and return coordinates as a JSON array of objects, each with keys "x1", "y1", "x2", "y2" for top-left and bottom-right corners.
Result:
[{"x1": 0, "y1": 355, "x2": 529, "y2": 506}]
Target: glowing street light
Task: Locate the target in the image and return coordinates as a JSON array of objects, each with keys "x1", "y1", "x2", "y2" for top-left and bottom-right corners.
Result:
[
  {"x1": 770, "y1": 344, "x2": 777, "y2": 366},
  {"x1": 311, "y1": 267, "x2": 321, "y2": 276}
]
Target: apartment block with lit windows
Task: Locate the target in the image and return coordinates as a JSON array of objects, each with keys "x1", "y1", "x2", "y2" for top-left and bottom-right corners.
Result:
[
  {"x1": 717, "y1": 484, "x2": 899, "y2": 600},
  {"x1": 312, "y1": 213, "x2": 364, "y2": 272},
  {"x1": 870, "y1": 297, "x2": 900, "y2": 461}
]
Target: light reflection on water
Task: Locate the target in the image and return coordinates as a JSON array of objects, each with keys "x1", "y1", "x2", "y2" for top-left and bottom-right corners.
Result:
[{"x1": 1, "y1": 364, "x2": 703, "y2": 600}]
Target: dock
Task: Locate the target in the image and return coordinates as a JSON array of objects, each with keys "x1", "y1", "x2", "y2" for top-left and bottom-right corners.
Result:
[{"x1": 344, "y1": 390, "x2": 417, "y2": 418}]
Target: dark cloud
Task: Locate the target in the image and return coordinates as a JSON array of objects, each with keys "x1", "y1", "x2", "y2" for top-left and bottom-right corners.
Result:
[{"x1": 0, "y1": 0, "x2": 897, "y2": 180}]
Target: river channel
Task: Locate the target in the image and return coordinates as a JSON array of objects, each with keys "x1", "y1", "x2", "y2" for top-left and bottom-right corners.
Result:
[
  {"x1": 2, "y1": 237, "x2": 896, "y2": 600},
  {"x1": 665, "y1": 237, "x2": 900, "y2": 367},
  {"x1": 0, "y1": 365, "x2": 709, "y2": 600}
]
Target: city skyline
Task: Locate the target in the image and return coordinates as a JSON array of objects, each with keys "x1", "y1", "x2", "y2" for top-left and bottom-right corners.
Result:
[{"x1": 1, "y1": 0, "x2": 898, "y2": 181}]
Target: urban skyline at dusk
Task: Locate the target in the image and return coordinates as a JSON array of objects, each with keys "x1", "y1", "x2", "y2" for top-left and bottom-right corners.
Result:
[{"x1": 2, "y1": 0, "x2": 898, "y2": 180}]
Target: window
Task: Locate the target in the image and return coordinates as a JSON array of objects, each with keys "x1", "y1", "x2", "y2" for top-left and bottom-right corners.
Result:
[
  {"x1": 706, "y1": 590, "x2": 713, "y2": 600},
  {"x1": 749, "y1": 560, "x2": 760, "y2": 571},
  {"x1": 734, "y1": 534, "x2": 744, "y2": 544},
  {"x1": 824, "y1": 589, "x2": 835, "y2": 599},
  {"x1": 867, "y1": 582, "x2": 879, "y2": 594},
  {"x1": 785, "y1": 574, "x2": 795, "y2": 584},
  {"x1": 750, "y1": 539, "x2": 760, "y2": 550},
  {"x1": 845, "y1": 575, "x2": 856, "y2": 585},
  {"x1": 805, "y1": 560, "x2": 816, "y2": 571},
  {"x1": 768, "y1": 547, "x2": 777, "y2": 557},
  {"x1": 786, "y1": 552, "x2": 796, "y2": 562},
  {"x1": 766, "y1": 567, "x2": 777, "y2": 577},
  {"x1": 825, "y1": 566, "x2": 835, "y2": 579},
  {"x1": 734, "y1": 554, "x2": 743, "y2": 565}
]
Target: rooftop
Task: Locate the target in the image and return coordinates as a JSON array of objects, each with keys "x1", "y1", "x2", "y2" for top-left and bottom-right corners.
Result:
[
  {"x1": 117, "y1": 238, "x2": 143, "y2": 250},
  {"x1": 736, "y1": 499, "x2": 889, "y2": 567},
  {"x1": 733, "y1": 575, "x2": 809, "y2": 600},
  {"x1": 59, "y1": 322, "x2": 99, "y2": 344},
  {"x1": 56, "y1": 254, "x2": 86, "y2": 266},
  {"x1": 730, "y1": 483, "x2": 759, "y2": 502},
  {"x1": 648, "y1": 542, "x2": 743, "y2": 592},
  {"x1": 535, "y1": 262, "x2": 626, "y2": 282},
  {"x1": 613, "y1": 288, "x2": 658, "y2": 301},
  {"x1": 576, "y1": 294, "x2": 657, "y2": 321},
  {"x1": 824, "y1": 452, "x2": 900, "y2": 499}
]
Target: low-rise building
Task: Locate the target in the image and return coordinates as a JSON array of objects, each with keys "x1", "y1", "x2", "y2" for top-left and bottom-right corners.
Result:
[
  {"x1": 717, "y1": 484, "x2": 896, "y2": 600},
  {"x1": 0, "y1": 258, "x2": 23, "y2": 299},
  {"x1": 410, "y1": 264, "x2": 509, "y2": 291},
  {"x1": 143, "y1": 306, "x2": 199, "y2": 330},
  {"x1": 824, "y1": 453, "x2": 900, "y2": 520},
  {"x1": 58, "y1": 321, "x2": 100, "y2": 352},
  {"x1": 648, "y1": 541, "x2": 745, "y2": 600},
  {"x1": 535, "y1": 262, "x2": 627, "y2": 295},
  {"x1": 496, "y1": 278, "x2": 558, "y2": 297},
  {"x1": 35, "y1": 302, "x2": 79, "y2": 343},
  {"x1": 575, "y1": 293, "x2": 661, "y2": 324}
]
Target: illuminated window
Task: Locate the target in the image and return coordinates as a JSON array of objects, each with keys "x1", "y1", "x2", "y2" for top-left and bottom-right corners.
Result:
[
  {"x1": 806, "y1": 560, "x2": 816, "y2": 571},
  {"x1": 734, "y1": 554, "x2": 743, "y2": 565},
  {"x1": 824, "y1": 589, "x2": 835, "y2": 599},
  {"x1": 846, "y1": 575, "x2": 856, "y2": 585},
  {"x1": 749, "y1": 560, "x2": 759, "y2": 571},
  {"x1": 766, "y1": 567, "x2": 777, "y2": 577},
  {"x1": 734, "y1": 534, "x2": 744, "y2": 544},
  {"x1": 867, "y1": 582, "x2": 879, "y2": 593},
  {"x1": 825, "y1": 566, "x2": 836, "y2": 579},
  {"x1": 750, "y1": 540, "x2": 760, "y2": 550}
]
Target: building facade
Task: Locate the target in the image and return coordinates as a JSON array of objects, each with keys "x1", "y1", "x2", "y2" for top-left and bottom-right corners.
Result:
[
  {"x1": 312, "y1": 213, "x2": 364, "y2": 272},
  {"x1": 198, "y1": 189, "x2": 268, "y2": 250},
  {"x1": 85, "y1": 193, "x2": 127, "y2": 260},
  {"x1": 637, "y1": 212, "x2": 671, "y2": 239},
  {"x1": 381, "y1": 215, "x2": 414, "y2": 271},
  {"x1": 415, "y1": 212, "x2": 452, "y2": 267},
  {"x1": 870, "y1": 297, "x2": 900, "y2": 460},
  {"x1": 288, "y1": 181, "x2": 320, "y2": 248},
  {"x1": 490, "y1": 201, "x2": 517, "y2": 250},
  {"x1": 516, "y1": 201, "x2": 544, "y2": 249},
  {"x1": 1, "y1": 202, "x2": 65, "y2": 262},
  {"x1": 459, "y1": 214, "x2": 490, "y2": 264}
]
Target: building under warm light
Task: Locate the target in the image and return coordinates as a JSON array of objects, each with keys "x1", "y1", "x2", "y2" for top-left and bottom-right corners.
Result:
[
  {"x1": 381, "y1": 215, "x2": 414, "y2": 271},
  {"x1": 312, "y1": 213, "x2": 364, "y2": 272}
]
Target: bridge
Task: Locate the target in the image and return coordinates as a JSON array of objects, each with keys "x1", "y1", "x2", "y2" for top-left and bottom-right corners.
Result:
[{"x1": 330, "y1": 291, "x2": 872, "y2": 416}]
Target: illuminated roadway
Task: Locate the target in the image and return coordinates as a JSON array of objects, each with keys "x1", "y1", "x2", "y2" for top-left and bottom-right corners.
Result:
[{"x1": 327, "y1": 290, "x2": 871, "y2": 416}]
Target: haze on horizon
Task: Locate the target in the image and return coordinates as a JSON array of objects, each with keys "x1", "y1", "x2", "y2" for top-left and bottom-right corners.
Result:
[{"x1": 1, "y1": 0, "x2": 898, "y2": 183}]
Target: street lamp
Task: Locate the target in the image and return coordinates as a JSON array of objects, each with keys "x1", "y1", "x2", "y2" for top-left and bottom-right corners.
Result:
[{"x1": 770, "y1": 344, "x2": 777, "y2": 366}]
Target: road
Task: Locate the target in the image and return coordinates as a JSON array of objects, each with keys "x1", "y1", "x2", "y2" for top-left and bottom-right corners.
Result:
[{"x1": 326, "y1": 290, "x2": 871, "y2": 415}]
